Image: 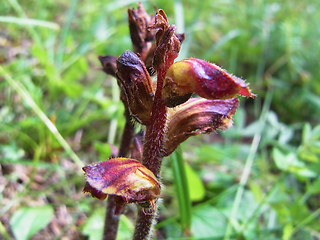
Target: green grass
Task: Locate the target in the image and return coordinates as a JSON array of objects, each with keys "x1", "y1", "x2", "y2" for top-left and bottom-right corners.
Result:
[{"x1": 1, "y1": 0, "x2": 320, "y2": 239}]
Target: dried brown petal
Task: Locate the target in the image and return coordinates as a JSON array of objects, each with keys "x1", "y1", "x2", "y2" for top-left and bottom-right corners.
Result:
[
  {"x1": 150, "y1": 10, "x2": 181, "y2": 70},
  {"x1": 116, "y1": 50, "x2": 154, "y2": 124},
  {"x1": 163, "y1": 98, "x2": 239, "y2": 156},
  {"x1": 98, "y1": 55, "x2": 118, "y2": 77},
  {"x1": 128, "y1": 3, "x2": 156, "y2": 60},
  {"x1": 83, "y1": 158, "x2": 161, "y2": 205},
  {"x1": 162, "y1": 58, "x2": 255, "y2": 107}
]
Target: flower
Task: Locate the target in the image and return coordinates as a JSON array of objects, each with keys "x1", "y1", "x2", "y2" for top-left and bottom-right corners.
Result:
[
  {"x1": 83, "y1": 158, "x2": 160, "y2": 214},
  {"x1": 162, "y1": 58, "x2": 255, "y2": 107},
  {"x1": 163, "y1": 97, "x2": 239, "y2": 156}
]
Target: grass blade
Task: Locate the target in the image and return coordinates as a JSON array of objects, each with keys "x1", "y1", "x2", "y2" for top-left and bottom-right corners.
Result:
[
  {"x1": 0, "y1": 16, "x2": 60, "y2": 30},
  {"x1": 6, "y1": 0, "x2": 42, "y2": 45},
  {"x1": 171, "y1": 147, "x2": 192, "y2": 236},
  {"x1": 224, "y1": 90, "x2": 273, "y2": 240},
  {"x1": 0, "y1": 66, "x2": 83, "y2": 169},
  {"x1": 56, "y1": 0, "x2": 78, "y2": 70}
]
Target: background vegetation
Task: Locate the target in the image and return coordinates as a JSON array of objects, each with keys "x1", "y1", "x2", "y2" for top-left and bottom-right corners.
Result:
[{"x1": 1, "y1": 0, "x2": 320, "y2": 239}]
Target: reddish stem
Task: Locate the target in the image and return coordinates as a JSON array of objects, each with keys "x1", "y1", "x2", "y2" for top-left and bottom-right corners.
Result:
[
  {"x1": 133, "y1": 68, "x2": 170, "y2": 240},
  {"x1": 103, "y1": 111, "x2": 135, "y2": 240},
  {"x1": 141, "y1": 69, "x2": 167, "y2": 176}
]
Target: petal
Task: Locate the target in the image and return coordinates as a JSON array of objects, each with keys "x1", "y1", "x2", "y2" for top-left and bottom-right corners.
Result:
[
  {"x1": 83, "y1": 158, "x2": 160, "y2": 203},
  {"x1": 162, "y1": 58, "x2": 255, "y2": 107},
  {"x1": 83, "y1": 182, "x2": 108, "y2": 200},
  {"x1": 163, "y1": 98, "x2": 239, "y2": 156}
]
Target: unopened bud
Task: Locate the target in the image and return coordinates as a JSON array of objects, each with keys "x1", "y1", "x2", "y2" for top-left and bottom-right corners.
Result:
[
  {"x1": 162, "y1": 58, "x2": 255, "y2": 107},
  {"x1": 116, "y1": 50, "x2": 154, "y2": 124}
]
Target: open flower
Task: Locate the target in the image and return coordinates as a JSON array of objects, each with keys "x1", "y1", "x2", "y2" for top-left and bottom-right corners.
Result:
[
  {"x1": 83, "y1": 158, "x2": 160, "y2": 214},
  {"x1": 163, "y1": 97, "x2": 239, "y2": 156},
  {"x1": 162, "y1": 58, "x2": 255, "y2": 107}
]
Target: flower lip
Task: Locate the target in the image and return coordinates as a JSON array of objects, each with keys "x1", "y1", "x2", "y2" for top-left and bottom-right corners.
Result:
[
  {"x1": 82, "y1": 158, "x2": 160, "y2": 204},
  {"x1": 163, "y1": 97, "x2": 239, "y2": 156}
]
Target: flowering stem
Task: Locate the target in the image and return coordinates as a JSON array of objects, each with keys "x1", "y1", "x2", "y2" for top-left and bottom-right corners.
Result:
[
  {"x1": 141, "y1": 70, "x2": 167, "y2": 176},
  {"x1": 133, "y1": 68, "x2": 169, "y2": 240},
  {"x1": 103, "y1": 111, "x2": 135, "y2": 240}
]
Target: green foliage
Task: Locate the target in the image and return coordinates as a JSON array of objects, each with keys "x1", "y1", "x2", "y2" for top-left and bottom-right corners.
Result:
[
  {"x1": 82, "y1": 209, "x2": 105, "y2": 240},
  {"x1": 185, "y1": 163, "x2": 205, "y2": 202},
  {"x1": 10, "y1": 206, "x2": 54, "y2": 240},
  {"x1": 82, "y1": 210, "x2": 133, "y2": 240},
  {"x1": 1, "y1": 0, "x2": 319, "y2": 239},
  {"x1": 192, "y1": 207, "x2": 227, "y2": 239}
]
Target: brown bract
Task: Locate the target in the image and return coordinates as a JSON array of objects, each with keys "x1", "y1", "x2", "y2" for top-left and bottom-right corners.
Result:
[
  {"x1": 98, "y1": 55, "x2": 118, "y2": 77},
  {"x1": 150, "y1": 10, "x2": 181, "y2": 71},
  {"x1": 128, "y1": 3, "x2": 156, "y2": 61},
  {"x1": 163, "y1": 97, "x2": 239, "y2": 156},
  {"x1": 83, "y1": 158, "x2": 160, "y2": 206},
  {"x1": 116, "y1": 50, "x2": 154, "y2": 124}
]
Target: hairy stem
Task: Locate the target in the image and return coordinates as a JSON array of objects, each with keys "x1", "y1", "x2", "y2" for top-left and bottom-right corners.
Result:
[
  {"x1": 133, "y1": 69, "x2": 168, "y2": 240},
  {"x1": 103, "y1": 196, "x2": 125, "y2": 240},
  {"x1": 103, "y1": 111, "x2": 135, "y2": 240}
]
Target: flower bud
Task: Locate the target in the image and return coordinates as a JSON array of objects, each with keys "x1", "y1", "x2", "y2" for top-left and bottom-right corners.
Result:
[
  {"x1": 116, "y1": 50, "x2": 154, "y2": 124},
  {"x1": 162, "y1": 58, "x2": 255, "y2": 107},
  {"x1": 163, "y1": 98, "x2": 239, "y2": 156},
  {"x1": 83, "y1": 158, "x2": 160, "y2": 213}
]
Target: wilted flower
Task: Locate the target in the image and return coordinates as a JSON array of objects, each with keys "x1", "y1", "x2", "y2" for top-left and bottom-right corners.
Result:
[
  {"x1": 163, "y1": 97, "x2": 239, "y2": 156},
  {"x1": 128, "y1": 2, "x2": 156, "y2": 61},
  {"x1": 83, "y1": 158, "x2": 160, "y2": 214}
]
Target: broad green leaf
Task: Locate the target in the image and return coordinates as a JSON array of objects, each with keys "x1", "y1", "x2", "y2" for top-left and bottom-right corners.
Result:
[
  {"x1": 272, "y1": 148, "x2": 316, "y2": 178},
  {"x1": 82, "y1": 209, "x2": 133, "y2": 240},
  {"x1": 82, "y1": 210, "x2": 104, "y2": 240},
  {"x1": 117, "y1": 215, "x2": 134, "y2": 240},
  {"x1": 191, "y1": 207, "x2": 226, "y2": 238},
  {"x1": 282, "y1": 224, "x2": 293, "y2": 240},
  {"x1": 185, "y1": 163, "x2": 205, "y2": 202},
  {"x1": 311, "y1": 125, "x2": 320, "y2": 140},
  {"x1": 10, "y1": 205, "x2": 54, "y2": 240}
]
